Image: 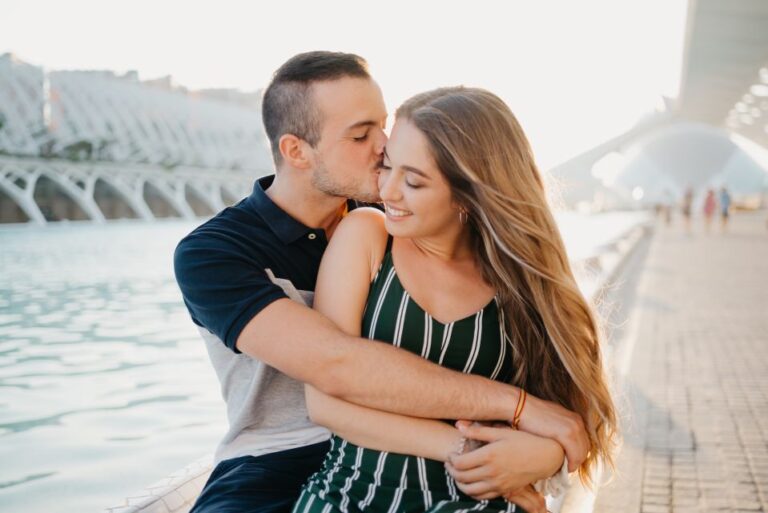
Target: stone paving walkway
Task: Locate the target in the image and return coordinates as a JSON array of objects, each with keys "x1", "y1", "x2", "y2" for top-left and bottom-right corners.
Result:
[{"x1": 594, "y1": 212, "x2": 768, "y2": 513}]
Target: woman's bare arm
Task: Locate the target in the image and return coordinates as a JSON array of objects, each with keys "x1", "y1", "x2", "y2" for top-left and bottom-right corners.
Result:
[
  {"x1": 306, "y1": 208, "x2": 462, "y2": 460},
  {"x1": 306, "y1": 385, "x2": 462, "y2": 461}
]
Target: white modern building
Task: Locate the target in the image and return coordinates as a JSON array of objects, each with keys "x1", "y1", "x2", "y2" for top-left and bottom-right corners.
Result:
[
  {"x1": 549, "y1": 0, "x2": 768, "y2": 211},
  {"x1": 0, "y1": 53, "x2": 272, "y2": 224}
]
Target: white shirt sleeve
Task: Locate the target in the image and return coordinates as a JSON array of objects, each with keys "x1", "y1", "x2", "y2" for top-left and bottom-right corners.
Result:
[{"x1": 533, "y1": 457, "x2": 570, "y2": 498}]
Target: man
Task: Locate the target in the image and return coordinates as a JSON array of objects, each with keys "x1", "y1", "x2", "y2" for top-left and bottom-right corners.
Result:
[
  {"x1": 174, "y1": 51, "x2": 587, "y2": 513},
  {"x1": 719, "y1": 186, "x2": 731, "y2": 232}
]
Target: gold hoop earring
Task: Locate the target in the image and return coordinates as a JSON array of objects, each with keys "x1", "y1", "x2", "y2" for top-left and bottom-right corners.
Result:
[{"x1": 458, "y1": 209, "x2": 469, "y2": 225}]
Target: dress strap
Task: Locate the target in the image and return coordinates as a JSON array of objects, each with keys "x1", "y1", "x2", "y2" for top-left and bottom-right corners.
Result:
[{"x1": 370, "y1": 235, "x2": 394, "y2": 286}]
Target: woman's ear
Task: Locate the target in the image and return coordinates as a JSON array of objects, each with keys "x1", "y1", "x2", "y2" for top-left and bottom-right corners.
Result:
[{"x1": 278, "y1": 134, "x2": 314, "y2": 170}]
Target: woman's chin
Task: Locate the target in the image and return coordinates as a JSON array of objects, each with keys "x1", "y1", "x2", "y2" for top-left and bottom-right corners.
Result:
[{"x1": 384, "y1": 218, "x2": 415, "y2": 237}]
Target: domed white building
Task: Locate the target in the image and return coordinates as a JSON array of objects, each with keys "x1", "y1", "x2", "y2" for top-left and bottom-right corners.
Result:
[{"x1": 549, "y1": 1, "x2": 768, "y2": 212}]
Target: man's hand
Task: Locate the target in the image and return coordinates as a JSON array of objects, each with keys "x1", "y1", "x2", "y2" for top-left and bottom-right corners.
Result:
[
  {"x1": 445, "y1": 421, "x2": 564, "y2": 500},
  {"x1": 517, "y1": 392, "x2": 588, "y2": 472},
  {"x1": 504, "y1": 485, "x2": 547, "y2": 513}
]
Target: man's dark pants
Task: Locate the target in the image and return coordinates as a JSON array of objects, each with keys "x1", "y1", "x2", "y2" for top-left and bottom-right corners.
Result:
[{"x1": 190, "y1": 441, "x2": 330, "y2": 513}]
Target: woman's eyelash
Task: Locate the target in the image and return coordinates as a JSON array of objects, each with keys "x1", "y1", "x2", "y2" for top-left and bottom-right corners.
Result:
[{"x1": 377, "y1": 164, "x2": 421, "y2": 188}]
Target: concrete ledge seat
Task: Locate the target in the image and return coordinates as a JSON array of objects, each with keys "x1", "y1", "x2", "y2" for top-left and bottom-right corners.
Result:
[
  {"x1": 571, "y1": 220, "x2": 650, "y2": 301},
  {"x1": 104, "y1": 455, "x2": 213, "y2": 513}
]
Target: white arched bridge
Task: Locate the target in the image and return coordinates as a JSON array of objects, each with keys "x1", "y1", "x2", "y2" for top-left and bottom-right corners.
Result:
[{"x1": 0, "y1": 156, "x2": 259, "y2": 224}]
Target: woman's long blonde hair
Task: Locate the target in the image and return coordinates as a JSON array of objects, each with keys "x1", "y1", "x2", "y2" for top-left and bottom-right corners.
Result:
[{"x1": 397, "y1": 87, "x2": 617, "y2": 483}]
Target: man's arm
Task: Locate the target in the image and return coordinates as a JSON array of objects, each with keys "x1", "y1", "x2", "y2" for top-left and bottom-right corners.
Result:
[
  {"x1": 238, "y1": 297, "x2": 518, "y2": 420},
  {"x1": 242, "y1": 302, "x2": 586, "y2": 470}
]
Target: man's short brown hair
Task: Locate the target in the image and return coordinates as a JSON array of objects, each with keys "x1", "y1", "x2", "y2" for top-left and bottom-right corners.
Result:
[{"x1": 262, "y1": 51, "x2": 370, "y2": 166}]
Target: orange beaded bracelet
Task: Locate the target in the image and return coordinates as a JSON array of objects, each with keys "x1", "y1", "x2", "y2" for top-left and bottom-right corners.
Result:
[{"x1": 512, "y1": 388, "x2": 527, "y2": 429}]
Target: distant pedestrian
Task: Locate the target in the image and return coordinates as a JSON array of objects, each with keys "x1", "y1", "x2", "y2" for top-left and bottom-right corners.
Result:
[
  {"x1": 662, "y1": 189, "x2": 674, "y2": 226},
  {"x1": 703, "y1": 189, "x2": 716, "y2": 233},
  {"x1": 681, "y1": 186, "x2": 693, "y2": 233},
  {"x1": 719, "y1": 186, "x2": 731, "y2": 233}
]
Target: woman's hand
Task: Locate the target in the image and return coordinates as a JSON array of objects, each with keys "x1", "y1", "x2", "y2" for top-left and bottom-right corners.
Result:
[
  {"x1": 444, "y1": 420, "x2": 564, "y2": 500},
  {"x1": 504, "y1": 485, "x2": 548, "y2": 513}
]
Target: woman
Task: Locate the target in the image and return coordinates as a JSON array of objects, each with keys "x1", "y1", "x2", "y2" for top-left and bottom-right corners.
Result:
[
  {"x1": 703, "y1": 189, "x2": 716, "y2": 233},
  {"x1": 292, "y1": 87, "x2": 617, "y2": 513}
]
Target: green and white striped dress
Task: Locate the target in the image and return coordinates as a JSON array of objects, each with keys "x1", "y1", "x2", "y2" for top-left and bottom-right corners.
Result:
[{"x1": 293, "y1": 241, "x2": 520, "y2": 513}]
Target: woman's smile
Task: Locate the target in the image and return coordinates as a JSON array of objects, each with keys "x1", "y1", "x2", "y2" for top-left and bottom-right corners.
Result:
[{"x1": 384, "y1": 203, "x2": 413, "y2": 219}]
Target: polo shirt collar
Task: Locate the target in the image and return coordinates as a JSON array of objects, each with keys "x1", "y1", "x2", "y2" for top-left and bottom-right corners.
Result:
[{"x1": 247, "y1": 175, "x2": 314, "y2": 244}]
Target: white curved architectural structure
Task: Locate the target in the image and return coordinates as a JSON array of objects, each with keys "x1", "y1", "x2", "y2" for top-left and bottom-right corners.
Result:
[
  {"x1": 0, "y1": 54, "x2": 46, "y2": 157},
  {"x1": 0, "y1": 156, "x2": 254, "y2": 224},
  {"x1": 46, "y1": 70, "x2": 270, "y2": 169},
  {"x1": 611, "y1": 122, "x2": 768, "y2": 207},
  {"x1": 0, "y1": 53, "x2": 271, "y2": 224},
  {"x1": 549, "y1": 0, "x2": 768, "y2": 210}
]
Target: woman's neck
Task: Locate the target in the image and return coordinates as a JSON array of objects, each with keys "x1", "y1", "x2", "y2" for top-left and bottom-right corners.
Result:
[{"x1": 409, "y1": 226, "x2": 474, "y2": 263}]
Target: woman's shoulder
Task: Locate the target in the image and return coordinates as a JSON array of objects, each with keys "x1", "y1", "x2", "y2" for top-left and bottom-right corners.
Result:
[
  {"x1": 336, "y1": 207, "x2": 386, "y2": 237},
  {"x1": 344, "y1": 205, "x2": 385, "y2": 223},
  {"x1": 332, "y1": 207, "x2": 389, "y2": 279}
]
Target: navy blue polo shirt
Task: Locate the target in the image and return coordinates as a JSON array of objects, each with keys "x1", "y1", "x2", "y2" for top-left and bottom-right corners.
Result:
[{"x1": 174, "y1": 175, "x2": 355, "y2": 352}]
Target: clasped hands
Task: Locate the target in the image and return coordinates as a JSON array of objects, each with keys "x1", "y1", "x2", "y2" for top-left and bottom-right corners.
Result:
[{"x1": 444, "y1": 420, "x2": 566, "y2": 513}]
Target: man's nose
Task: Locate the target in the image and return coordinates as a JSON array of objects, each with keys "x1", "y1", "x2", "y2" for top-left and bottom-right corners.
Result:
[{"x1": 373, "y1": 129, "x2": 387, "y2": 156}]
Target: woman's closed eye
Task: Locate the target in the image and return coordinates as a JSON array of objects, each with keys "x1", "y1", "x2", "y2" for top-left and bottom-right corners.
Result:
[
  {"x1": 377, "y1": 163, "x2": 423, "y2": 189},
  {"x1": 405, "y1": 180, "x2": 423, "y2": 189}
]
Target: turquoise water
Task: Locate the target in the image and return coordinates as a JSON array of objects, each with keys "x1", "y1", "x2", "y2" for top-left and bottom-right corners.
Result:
[
  {"x1": 0, "y1": 211, "x2": 649, "y2": 513},
  {"x1": 0, "y1": 221, "x2": 224, "y2": 513}
]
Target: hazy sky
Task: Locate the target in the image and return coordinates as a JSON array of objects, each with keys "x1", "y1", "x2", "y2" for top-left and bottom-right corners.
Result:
[{"x1": 1, "y1": 0, "x2": 688, "y2": 168}]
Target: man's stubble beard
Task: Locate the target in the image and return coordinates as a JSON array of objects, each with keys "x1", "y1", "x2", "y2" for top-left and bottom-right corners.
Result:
[{"x1": 311, "y1": 161, "x2": 381, "y2": 203}]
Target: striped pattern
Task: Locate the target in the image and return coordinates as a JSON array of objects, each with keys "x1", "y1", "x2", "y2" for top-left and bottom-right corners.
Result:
[{"x1": 293, "y1": 249, "x2": 519, "y2": 513}]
